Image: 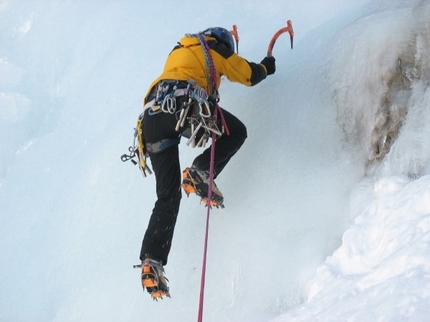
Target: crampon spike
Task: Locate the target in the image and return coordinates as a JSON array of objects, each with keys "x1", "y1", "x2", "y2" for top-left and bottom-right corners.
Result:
[
  {"x1": 201, "y1": 197, "x2": 224, "y2": 209},
  {"x1": 151, "y1": 290, "x2": 171, "y2": 301}
]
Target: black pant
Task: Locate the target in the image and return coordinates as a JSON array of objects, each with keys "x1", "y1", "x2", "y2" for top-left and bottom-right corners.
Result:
[{"x1": 139, "y1": 102, "x2": 247, "y2": 265}]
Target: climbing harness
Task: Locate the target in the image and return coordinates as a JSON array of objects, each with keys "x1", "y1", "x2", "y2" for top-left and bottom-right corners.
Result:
[{"x1": 121, "y1": 79, "x2": 226, "y2": 174}]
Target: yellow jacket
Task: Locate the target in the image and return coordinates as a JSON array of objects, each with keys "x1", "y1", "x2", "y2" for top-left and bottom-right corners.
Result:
[{"x1": 144, "y1": 35, "x2": 268, "y2": 104}]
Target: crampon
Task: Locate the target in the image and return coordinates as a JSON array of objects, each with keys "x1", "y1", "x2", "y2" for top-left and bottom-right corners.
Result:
[
  {"x1": 181, "y1": 167, "x2": 224, "y2": 208},
  {"x1": 134, "y1": 258, "x2": 170, "y2": 300}
]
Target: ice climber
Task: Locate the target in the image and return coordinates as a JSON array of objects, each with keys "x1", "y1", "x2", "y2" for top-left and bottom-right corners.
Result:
[{"x1": 137, "y1": 27, "x2": 276, "y2": 299}]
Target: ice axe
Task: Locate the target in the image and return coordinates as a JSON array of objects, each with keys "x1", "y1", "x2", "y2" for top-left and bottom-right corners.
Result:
[
  {"x1": 267, "y1": 20, "x2": 294, "y2": 57},
  {"x1": 230, "y1": 24, "x2": 239, "y2": 54}
]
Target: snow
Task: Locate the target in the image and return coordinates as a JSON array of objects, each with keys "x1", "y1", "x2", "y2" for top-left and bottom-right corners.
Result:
[
  {"x1": 274, "y1": 175, "x2": 430, "y2": 321},
  {"x1": 1, "y1": 0, "x2": 430, "y2": 321}
]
